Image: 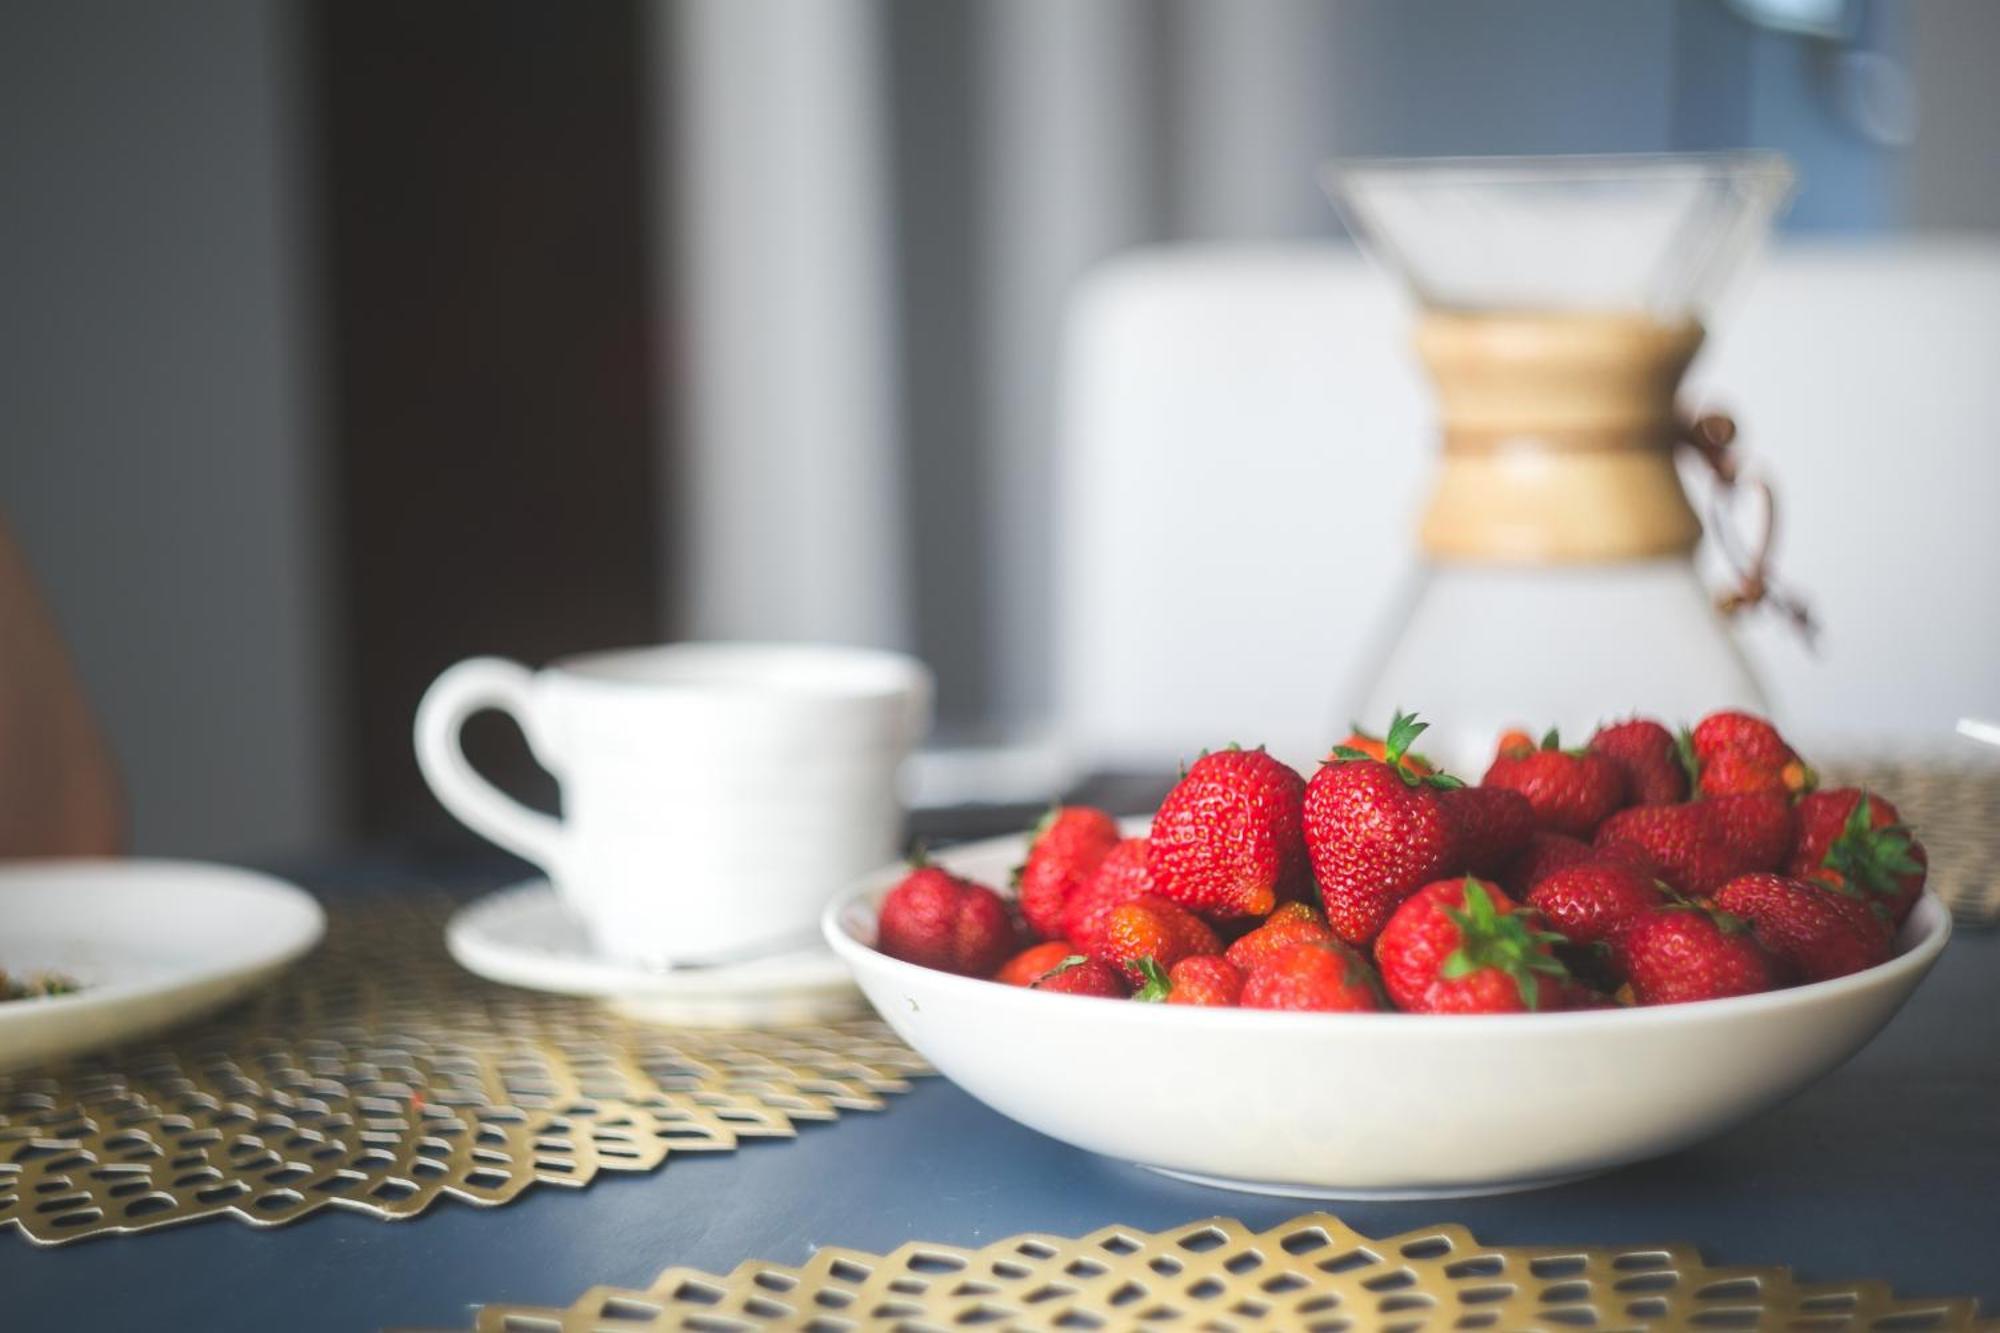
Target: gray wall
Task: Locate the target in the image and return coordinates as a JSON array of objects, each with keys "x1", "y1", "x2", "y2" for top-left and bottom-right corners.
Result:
[
  {"x1": 1908, "y1": 0, "x2": 2000, "y2": 229},
  {"x1": 0, "y1": 0, "x2": 334, "y2": 858},
  {"x1": 2, "y1": 1, "x2": 1996, "y2": 855}
]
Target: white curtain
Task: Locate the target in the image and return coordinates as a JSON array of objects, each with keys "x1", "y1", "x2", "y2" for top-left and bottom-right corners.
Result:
[
  {"x1": 652, "y1": 0, "x2": 1326, "y2": 749},
  {"x1": 656, "y1": 0, "x2": 909, "y2": 651}
]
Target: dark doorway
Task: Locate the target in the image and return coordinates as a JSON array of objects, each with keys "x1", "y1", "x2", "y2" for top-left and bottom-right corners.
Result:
[{"x1": 308, "y1": 0, "x2": 669, "y2": 849}]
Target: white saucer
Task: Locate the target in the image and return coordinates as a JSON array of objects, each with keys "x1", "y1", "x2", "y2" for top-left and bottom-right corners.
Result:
[
  {"x1": 445, "y1": 879, "x2": 864, "y2": 1026},
  {"x1": 0, "y1": 859, "x2": 325, "y2": 1073}
]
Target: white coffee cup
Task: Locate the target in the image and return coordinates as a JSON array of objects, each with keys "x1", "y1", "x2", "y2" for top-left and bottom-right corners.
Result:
[{"x1": 415, "y1": 643, "x2": 932, "y2": 965}]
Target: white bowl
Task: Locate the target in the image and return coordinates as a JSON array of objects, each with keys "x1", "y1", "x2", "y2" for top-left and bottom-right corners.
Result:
[{"x1": 823, "y1": 827, "x2": 1952, "y2": 1199}]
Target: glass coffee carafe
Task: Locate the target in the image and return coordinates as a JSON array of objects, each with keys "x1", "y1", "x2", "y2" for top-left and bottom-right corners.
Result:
[{"x1": 1326, "y1": 153, "x2": 1798, "y2": 771}]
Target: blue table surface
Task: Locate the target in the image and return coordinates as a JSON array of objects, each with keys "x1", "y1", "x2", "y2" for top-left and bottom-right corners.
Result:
[{"x1": 5, "y1": 872, "x2": 1997, "y2": 1331}]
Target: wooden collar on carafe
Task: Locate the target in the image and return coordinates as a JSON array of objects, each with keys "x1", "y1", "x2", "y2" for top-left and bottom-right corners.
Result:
[{"x1": 1415, "y1": 310, "x2": 1707, "y2": 563}]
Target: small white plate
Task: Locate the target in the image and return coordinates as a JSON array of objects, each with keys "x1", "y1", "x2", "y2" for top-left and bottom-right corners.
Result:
[
  {"x1": 0, "y1": 859, "x2": 325, "y2": 1073},
  {"x1": 446, "y1": 879, "x2": 863, "y2": 1026}
]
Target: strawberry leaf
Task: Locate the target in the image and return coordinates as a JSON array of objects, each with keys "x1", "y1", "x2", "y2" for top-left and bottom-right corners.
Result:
[
  {"x1": 1383, "y1": 710, "x2": 1429, "y2": 766},
  {"x1": 1540, "y1": 726, "x2": 1561, "y2": 751},
  {"x1": 1438, "y1": 878, "x2": 1573, "y2": 1009},
  {"x1": 1823, "y1": 792, "x2": 1923, "y2": 901},
  {"x1": 1132, "y1": 957, "x2": 1172, "y2": 1002},
  {"x1": 1043, "y1": 954, "x2": 1091, "y2": 980},
  {"x1": 1328, "y1": 745, "x2": 1376, "y2": 764},
  {"x1": 1674, "y1": 726, "x2": 1701, "y2": 788}
]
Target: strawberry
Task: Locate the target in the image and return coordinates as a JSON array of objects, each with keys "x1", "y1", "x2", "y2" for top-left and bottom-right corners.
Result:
[
  {"x1": 1030, "y1": 955, "x2": 1128, "y2": 998},
  {"x1": 1503, "y1": 830, "x2": 1597, "y2": 895},
  {"x1": 1061, "y1": 837, "x2": 1155, "y2": 953},
  {"x1": 993, "y1": 940, "x2": 1075, "y2": 987},
  {"x1": 1304, "y1": 711, "x2": 1463, "y2": 945},
  {"x1": 1688, "y1": 710, "x2": 1814, "y2": 798},
  {"x1": 1334, "y1": 724, "x2": 1435, "y2": 777},
  {"x1": 1439, "y1": 785, "x2": 1535, "y2": 876},
  {"x1": 876, "y1": 862, "x2": 1016, "y2": 977},
  {"x1": 1222, "y1": 901, "x2": 1331, "y2": 973},
  {"x1": 1374, "y1": 878, "x2": 1569, "y2": 1013},
  {"x1": 1713, "y1": 873, "x2": 1892, "y2": 983},
  {"x1": 1481, "y1": 728, "x2": 1627, "y2": 839},
  {"x1": 1014, "y1": 805, "x2": 1120, "y2": 940},
  {"x1": 1095, "y1": 895, "x2": 1222, "y2": 984},
  {"x1": 1593, "y1": 802, "x2": 1749, "y2": 898},
  {"x1": 1134, "y1": 954, "x2": 1244, "y2": 1006},
  {"x1": 1526, "y1": 860, "x2": 1665, "y2": 949},
  {"x1": 1789, "y1": 788, "x2": 1927, "y2": 923},
  {"x1": 1705, "y1": 791, "x2": 1797, "y2": 870},
  {"x1": 1239, "y1": 939, "x2": 1386, "y2": 1012},
  {"x1": 1147, "y1": 746, "x2": 1310, "y2": 920},
  {"x1": 1617, "y1": 905, "x2": 1777, "y2": 1005},
  {"x1": 1588, "y1": 717, "x2": 1690, "y2": 806},
  {"x1": 1493, "y1": 728, "x2": 1537, "y2": 760}
]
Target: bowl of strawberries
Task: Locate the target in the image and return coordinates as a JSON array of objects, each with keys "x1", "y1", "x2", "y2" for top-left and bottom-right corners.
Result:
[{"x1": 824, "y1": 710, "x2": 1950, "y2": 1198}]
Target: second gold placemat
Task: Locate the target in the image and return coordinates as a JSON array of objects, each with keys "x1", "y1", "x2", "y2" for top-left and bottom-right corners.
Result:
[{"x1": 453, "y1": 1211, "x2": 1993, "y2": 1331}]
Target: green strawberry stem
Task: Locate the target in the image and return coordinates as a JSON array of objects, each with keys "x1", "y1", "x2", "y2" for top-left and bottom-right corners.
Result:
[
  {"x1": 1439, "y1": 879, "x2": 1571, "y2": 1010},
  {"x1": 1824, "y1": 791, "x2": 1923, "y2": 901},
  {"x1": 1042, "y1": 954, "x2": 1091, "y2": 982},
  {"x1": 1383, "y1": 710, "x2": 1427, "y2": 766},
  {"x1": 1335, "y1": 709, "x2": 1468, "y2": 790},
  {"x1": 1674, "y1": 726, "x2": 1701, "y2": 788},
  {"x1": 1132, "y1": 957, "x2": 1172, "y2": 1002}
]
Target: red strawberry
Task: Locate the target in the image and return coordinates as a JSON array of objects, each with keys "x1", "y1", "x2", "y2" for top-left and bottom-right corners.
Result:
[
  {"x1": 1706, "y1": 791, "x2": 1797, "y2": 870},
  {"x1": 1593, "y1": 803, "x2": 1749, "y2": 898},
  {"x1": 1503, "y1": 830, "x2": 1597, "y2": 895},
  {"x1": 1223, "y1": 901, "x2": 1332, "y2": 973},
  {"x1": 1789, "y1": 789, "x2": 1927, "y2": 923},
  {"x1": 1527, "y1": 860, "x2": 1665, "y2": 949},
  {"x1": 1030, "y1": 955, "x2": 1128, "y2": 998},
  {"x1": 1481, "y1": 728, "x2": 1627, "y2": 839},
  {"x1": 1713, "y1": 873, "x2": 1892, "y2": 983},
  {"x1": 1014, "y1": 805, "x2": 1120, "y2": 940},
  {"x1": 1588, "y1": 717, "x2": 1691, "y2": 806},
  {"x1": 1689, "y1": 710, "x2": 1814, "y2": 798},
  {"x1": 876, "y1": 862, "x2": 1016, "y2": 977},
  {"x1": 1095, "y1": 894, "x2": 1222, "y2": 984},
  {"x1": 1239, "y1": 939, "x2": 1386, "y2": 1012},
  {"x1": 1061, "y1": 837, "x2": 1155, "y2": 953},
  {"x1": 1374, "y1": 878, "x2": 1569, "y2": 1013},
  {"x1": 993, "y1": 940, "x2": 1075, "y2": 987},
  {"x1": 1439, "y1": 785, "x2": 1535, "y2": 877},
  {"x1": 1134, "y1": 954, "x2": 1244, "y2": 1007},
  {"x1": 1593, "y1": 839, "x2": 1676, "y2": 885},
  {"x1": 1304, "y1": 711, "x2": 1463, "y2": 945},
  {"x1": 1618, "y1": 905, "x2": 1777, "y2": 1005},
  {"x1": 1147, "y1": 746, "x2": 1310, "y2": 920}
]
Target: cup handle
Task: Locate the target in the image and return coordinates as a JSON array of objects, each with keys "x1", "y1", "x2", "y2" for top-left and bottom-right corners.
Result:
[{"x1": 414, "y1": 657, "x2": 565, "y2": 871}]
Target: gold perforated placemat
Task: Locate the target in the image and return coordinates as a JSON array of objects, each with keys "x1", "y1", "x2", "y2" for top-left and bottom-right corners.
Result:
[
  {"x1": 453, "y1": 1212, "x2": 1992, "y2": 1331},
  {"x1": 1824, "y1": 761, "x2": 2000, "y2": 925},
  {"x1": 0, "y1": 896, "x2": 927, "y2": 1245}
]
